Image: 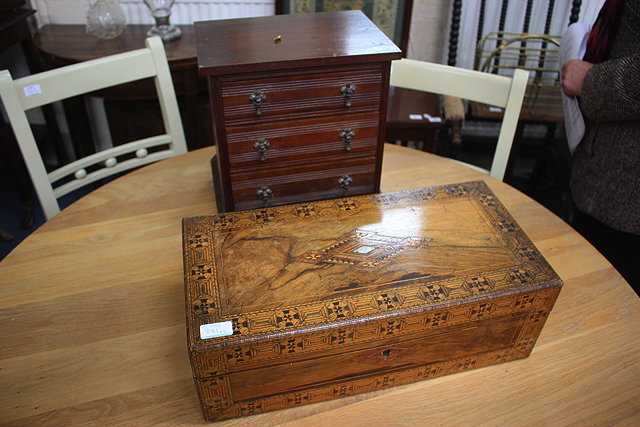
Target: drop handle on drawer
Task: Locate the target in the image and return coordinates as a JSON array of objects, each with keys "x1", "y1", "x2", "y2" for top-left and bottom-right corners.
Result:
[
  {"x1": 340, "y1": 129, "x2": 355, "y2": 152},
  {"x1": 253, "y1": 138, "x2": 270, "y2": 161},
  {"x1": 249, "y1": 90, "x2": 267, "y2": 117},
  {"x1": 256, "y1": 186, "x2": 273, "y2": 204},
  {"x1": 340, "y1": 83, "x2": 356, "y2": 107},
  {"x1": 338, "y1": 175, "x2": 353, "y2": 192}
]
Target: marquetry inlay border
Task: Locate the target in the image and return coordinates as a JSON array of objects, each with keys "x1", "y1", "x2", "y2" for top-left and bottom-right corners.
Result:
[
  {"x1": 194, "y1": 281, "x2": 560, "y2": 422},
  {"x1": 184, "y1": 181, "x2": 560, "y2": 343},
  {"x1": 189, "y1": 286, "x2": 560, "y2": 378},
  {"x1": 183, "y1": 180, "x2": 563, "y2": 421}
]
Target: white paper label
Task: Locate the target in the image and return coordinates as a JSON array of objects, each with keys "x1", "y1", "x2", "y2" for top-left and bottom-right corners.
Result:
[
  {"x1": 423, "y1": 113, "x2": 443, "y2": 123},
  {"x1": 489, "y1": 106, "x2": 503, "y2": 113},
  {"x1": 200, "y1": 321, "x2": 234, "y2": 339},
  {"x1": 23, "y1": 84, "x2": 42, "y2": 97},
  {"x1": 409, "y1": 114, "x2": 423, "y2": 120}
]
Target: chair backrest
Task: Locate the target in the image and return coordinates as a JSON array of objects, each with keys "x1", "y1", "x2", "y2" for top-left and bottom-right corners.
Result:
[
  {"x1": 390, "y1": 58, "x2": 529, "y2": 181},
  {"x1": 0, "y1": 36, "x2": 187, "y2": 220}
]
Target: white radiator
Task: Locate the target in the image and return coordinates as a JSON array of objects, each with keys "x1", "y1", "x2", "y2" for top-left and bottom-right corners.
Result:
[
  {"x1": 122, "y1": 0, "x2": 275, "y2": 24},
  {"x1": 448, "y1": 0, "x2": 606, "y2": 71}
]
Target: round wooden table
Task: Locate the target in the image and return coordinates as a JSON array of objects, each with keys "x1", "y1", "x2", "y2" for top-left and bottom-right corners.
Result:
[{"x1": 1, "y1": 144, "x2": 638, "y2": 425}]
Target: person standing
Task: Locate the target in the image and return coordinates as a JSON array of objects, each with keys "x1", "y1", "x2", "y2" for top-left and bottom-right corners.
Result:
[{"x1": 561, "y1": 0, "x2": 640, "y2": 292}]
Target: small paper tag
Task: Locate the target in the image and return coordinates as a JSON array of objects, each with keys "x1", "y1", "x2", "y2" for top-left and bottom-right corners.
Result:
[
  {"x1": 423, "y1": 113, "x2": 443, "y2": 123},
  {"x1": 23, "y1": 84, "x2": 42, "y2": 97},
  {"x1": 489, "y1": 106, "x2": 503, "y2": 113},
  {"x1": 200, "y1": 321, "x2": 233, "y2": 339},
  {"x1": 409, "y1": 114, "x2": 423, "y2": 120}
]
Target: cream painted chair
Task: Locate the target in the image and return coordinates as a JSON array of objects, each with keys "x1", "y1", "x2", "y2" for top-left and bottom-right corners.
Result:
[
  {"x1": 390, "y1": 58, "x2": 529, "y2": 181},
  {"x1": 0, "y1": 36, "x2": 187, "y2": 220}
]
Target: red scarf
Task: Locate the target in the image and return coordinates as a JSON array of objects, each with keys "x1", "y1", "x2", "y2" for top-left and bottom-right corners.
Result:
[{"x1": 583, "y1": 0, "x2": 625, "y2": 63}]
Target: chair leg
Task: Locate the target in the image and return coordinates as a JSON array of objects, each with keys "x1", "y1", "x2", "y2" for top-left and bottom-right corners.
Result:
[
  {"x1": 438, "y1": 121, "x2": 462, "y2": 158},
  {"x1": 526, "y1": 154, "x2": 547, "y2": 192},
  {"x1": 1, "y1": 117, "x2": 36, "y2": 229},
  {"x1": 21, "y1": 202, "x2": 34, "y2": 229},
  {"x1": 504, "y1": 122, "x2": 526, "y2": 183},
  {"x1": 449, "y1": 119, "x2": 463, "y2": 148},
  {"x1": 0, "y1": 227, "x2": 14, "y2": 241}
]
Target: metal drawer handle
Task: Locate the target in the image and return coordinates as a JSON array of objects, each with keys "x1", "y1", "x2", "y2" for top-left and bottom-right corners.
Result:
[
  {"x1": 257, "y1": 185, "x2": 273, "y2": 204},
  {"x1": 253, "y1": 138, "x2": 270, "y2": 161},
  {"x1": 340, "y1": 83, "x2": 356, "y2": 108},
  {"x1": 340, "y1": 129, "x2": 355, "y2": 152},
  {"x1": 338, "y1": 175, "x2": 353, "y2": 192},
  {"x1": 249, "y1": 90, "x2": 267, "y2": 117}
]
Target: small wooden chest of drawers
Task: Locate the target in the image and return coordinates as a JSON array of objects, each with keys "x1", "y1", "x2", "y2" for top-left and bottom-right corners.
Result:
[{"x1": 195, "y1": 10, "x2": 402, "y2": 212}]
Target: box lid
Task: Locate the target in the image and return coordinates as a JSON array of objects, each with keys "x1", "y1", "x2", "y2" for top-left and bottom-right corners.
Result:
[
  {"x1": 194, "y1": 10, "x2": 402, "y2": 76},
  {"x1": 183, "y1": 181, "x2": 562, "y2": 354}
]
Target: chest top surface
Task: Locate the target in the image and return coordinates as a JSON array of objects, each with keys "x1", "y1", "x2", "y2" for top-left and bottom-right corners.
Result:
[
  {"x1": 183, "y1": 181, "x2": 562, "y2": 349},
  {"x1": 194, "y1": 10, "x2": 402, "y2": 76}
]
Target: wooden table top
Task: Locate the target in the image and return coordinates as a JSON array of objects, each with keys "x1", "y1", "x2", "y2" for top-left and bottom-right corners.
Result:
[{"x1": 1, "y1": 144, "x2": 638, "y2": 426}]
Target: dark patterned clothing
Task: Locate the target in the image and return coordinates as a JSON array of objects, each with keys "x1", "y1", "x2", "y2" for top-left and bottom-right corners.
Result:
[
  {"x1": 584, "y1": 0, "x2": 625, "y2": 63},
  {"x1": 570, "y1": 0, "x2": 640, "y2": 235},
  {"x1": 572, "y1": 210, "x2": 639, "y2": 292}
]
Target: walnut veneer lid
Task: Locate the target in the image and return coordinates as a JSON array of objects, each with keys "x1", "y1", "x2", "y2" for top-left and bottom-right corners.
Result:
[
  {"x1": 194, "y1": 10, "x2": 402, "y2": 76},
  {"x1": 183, "y1": 181, "x2": 562, "y2": 350}
]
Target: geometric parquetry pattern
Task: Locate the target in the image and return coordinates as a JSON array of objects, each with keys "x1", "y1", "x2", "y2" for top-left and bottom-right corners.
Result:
[
  {"x1": 182, "y1": 180, "x2": 563, "y2": 421},
  {"x1": 294, "y1": 229, "x2": 432, "y2": 270}
]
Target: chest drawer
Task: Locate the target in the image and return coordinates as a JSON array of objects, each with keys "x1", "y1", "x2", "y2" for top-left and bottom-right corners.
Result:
[
  {"x1": 226, "y1": 112, "x2": 380, "y2": 169},
  {"x1": 220, "y1": 66, "x2": 384, "y2": 124},
  {"x1": 230, "y1": 156, "x2": 376, "y2": 210}
]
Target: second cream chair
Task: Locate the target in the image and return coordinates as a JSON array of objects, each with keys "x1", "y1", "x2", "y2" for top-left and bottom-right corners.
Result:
[{"x1": 389, "y1": 58, "x2": 529, "y2": 181}]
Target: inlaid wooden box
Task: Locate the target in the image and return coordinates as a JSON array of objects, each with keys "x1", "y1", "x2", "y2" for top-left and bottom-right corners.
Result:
[
  {"x1": 182, "y1": 181, "x2": 562, "y2": 422},
  {"x1": 194, "y1": 11, "x2": 402, "y2": 212}
]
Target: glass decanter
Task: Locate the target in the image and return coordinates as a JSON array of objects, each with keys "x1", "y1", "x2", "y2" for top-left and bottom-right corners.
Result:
[
  {"x1": 86, "y1": 0, "x2": 127, "y2": 40},
  {"x1": 144, "y1": 0, "x2": 182, "y2": 42}
]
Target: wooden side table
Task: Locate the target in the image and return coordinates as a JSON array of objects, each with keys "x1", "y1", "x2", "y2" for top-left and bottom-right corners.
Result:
[
  {"x1": 469, "y1": 85, "x2": 564, "y2": 123},
  {"x1": 32, "y1": 25, "x2": 212, "y2": 152},
  {"x1": 386, "y1": 86, "x2": 444, "y2": 152}
]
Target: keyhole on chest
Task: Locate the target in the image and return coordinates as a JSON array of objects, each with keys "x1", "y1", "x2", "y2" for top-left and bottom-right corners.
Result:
[{"x1": 381, "y1": 349, "x2": 391, "y2": 358}]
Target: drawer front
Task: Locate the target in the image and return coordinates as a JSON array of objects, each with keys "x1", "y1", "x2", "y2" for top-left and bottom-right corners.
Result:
[
  {"x1": 220, "y1": 68, "x2": 384, "y2": 124},
  {"x1": 226, "y1": 112, "x2": 380, "y2": 168},
  {"x1": 226, "y1": 313, "x2": 526, "y2": 400},
  {"x1": 230, "y1": 157, "x2": 376, "y2": 210},
  {"x1": 194, "y1": 312, "x2": 529, "y2": 421}
]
